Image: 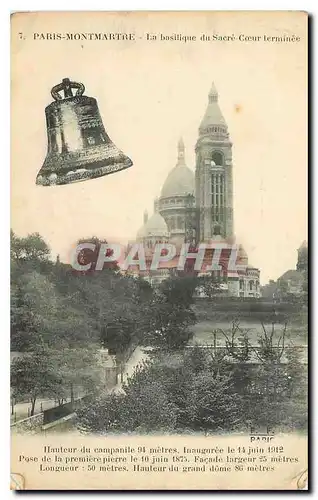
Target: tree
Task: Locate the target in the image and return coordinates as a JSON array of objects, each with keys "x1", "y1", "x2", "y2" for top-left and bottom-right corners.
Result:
[
  {"x1": 49, "y1": 347, "x2": 103, "y2": 404},
  {"x1": 11, "y1": 231, "x2": 62, "y2": 351},
  {"x1": 187, "y1": 371, "x2": 242, "y2": 434},
  {"x1": 198, "y1": 273, "x2": 221, "y2": 298},
  {"x1": 159, "y1": 275, "x2": 198, "y2": 307},
  {"x1": 77, "y1": 360, "x2": 179, "y2": 434},
  {"x1": 11, "y1": 270, "x2": 83, "y2": 351},
  {"x1": 76, "y1": 318, "x2": 307, "y2": 435},
  {"x1": 284, "y1": 344, "x2": 307, "y2": 398},
  {"x1": 302, "y1": 268, "x2": 308, "y2": 304},
  {"x1": 253, "y1": 321, "x2": 288, "y2": 364},
  {"x1": 11, "y1": 346, "x2": 104, "y2": 415},
  {"x1": 11, "y1": 231, "x2": 158, "y2": 418},
  {"x1": 68, "y1": 240, "x2": 150, "y2": 351},
  {"x1": 77, "y1": 393, "x2": 126, "y2": 434},
  {"x1": 76, "y1": 349, "x2": 241, "y2": 435},
  {"x1": 147, "y1": 302, "x2": 195, "y2": 350},
  {"x1": 146, "y1": 276, "x2": 197, "y2": 350},
  {"x1": 11, "y1": 231, "x2": 50, "y2": 263},
  {"x1": 75, "y1": 236, "x2": 119, "y2": 273},
  {"x1": 182, "y1": 344, "x2": 209, "y2": 375},
  {"x1": 11, "y1": 281, "x2": 39, "y2": 352},
  {"x1": 277, "y1": 278, "x2": 289, "y2": 300},
  {"x1": 123, "y1": 379, "x2": 178, "y2": 432},
  {"x1": 11, "y1": 350, "x2": 59, "y2": 415}
]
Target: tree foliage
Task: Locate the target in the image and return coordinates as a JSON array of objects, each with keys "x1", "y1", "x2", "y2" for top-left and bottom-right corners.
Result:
[
  {"x1": 11, "y1": 230, "x2": 306, "y2": 434},
  {"x1": 197, "y1": 273, "x2": 222, "y2": 298},
  {"x1": 10, "y1": 232, "x2": 150, "y2": 408},
  {"x1": 11, "y1": 350, "x2": 59, "y2": 415},
  {"x1": 146, "y1": 276, "x2": 197, "y2": 350},
  {"x1": 77, "y1": 319, "x2": 307, "y2": 435},
  {"x1": 11, "y1": 231, "x2": 199, "y2": 413},
  {"x1": 11, "y1": 230, "x2": 50, "y2": 263}
]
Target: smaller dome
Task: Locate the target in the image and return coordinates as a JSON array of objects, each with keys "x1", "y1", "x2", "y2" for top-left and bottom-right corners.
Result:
[
  {"x1": 136, "y1": 225, "x2": 146, "y2": 240},
  {"x1": 144, "y1": 212, "x2": 169, "y2": 238},
  {"x1": 226, "y1": 235, "x2": 236, "y2": 245},
  {"x1": 237, "y1": 244, "x2": 248, "y2": 264},
  {"x1": 238, "y1": 244, "x2": 247, "y2": 256}
]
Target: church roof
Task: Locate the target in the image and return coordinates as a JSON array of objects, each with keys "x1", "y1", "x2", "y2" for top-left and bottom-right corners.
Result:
[
  {"x1": 237, "y1": 244, "x2": 248, "y2": 260},
  {"x1": 161, "y1": 164, "x2": 194, "y2": 198},
  {"x1": 247, "y1": 264, "x2": 259, "y2": 271},
  {"x1": 199, "y1": 83, "x2": 227, "y2": 131},
  {"x1": 136, "y1": 210, "x2": 149, "y2": 239},
  {"x1": 144, "y1": 212, "x2": 168, "y2": 237},
  {"x1": 136, "y1": 225, "x2": 146, "y2": 239},
  {"x1": 160, "y1": 138, "x2": 195, "y2": 198}
]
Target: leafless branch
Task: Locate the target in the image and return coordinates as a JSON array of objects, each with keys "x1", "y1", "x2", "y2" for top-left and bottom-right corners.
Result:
[
  {"x1": 247, "y1": 342, "x2": 265, "y2": 363},
  {"x1": 261, "y1": 321, "x2": 268, "y2": 341},
  {"x1": 278, "y1": 321, "x2": 288, "y2": 360}
]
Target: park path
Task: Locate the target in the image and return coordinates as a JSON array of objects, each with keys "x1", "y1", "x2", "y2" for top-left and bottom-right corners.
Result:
[
  {"x1": 123, "y1": 346, "x2": 149, "y2": 380},
  {"x1": 113, "y1": 346, "x2": 150, "y2": 392},
  {"x1": 11, "y1": 346, "x2": 150, "y2": 423},
  {"x1": 10, "y1": 398, "x2": 72, "y2": 424}
]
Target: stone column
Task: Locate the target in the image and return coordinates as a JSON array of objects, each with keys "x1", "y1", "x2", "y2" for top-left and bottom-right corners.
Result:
[{"x1": 204, "y1": 163, "x2": 212, "y2": 240}]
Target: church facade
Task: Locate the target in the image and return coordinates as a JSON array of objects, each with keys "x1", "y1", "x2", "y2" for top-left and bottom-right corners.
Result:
[{"x1": 132, "y1": 84, "x2": 261, "y2": 298}]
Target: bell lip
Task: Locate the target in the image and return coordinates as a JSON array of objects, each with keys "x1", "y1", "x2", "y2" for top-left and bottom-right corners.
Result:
[{"x1": 36, "y1": 158, "x2": 133, "y2": 186}]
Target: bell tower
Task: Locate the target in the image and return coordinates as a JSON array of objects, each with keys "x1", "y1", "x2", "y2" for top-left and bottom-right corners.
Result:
[{"x1": 195, "y1": 83, "x2": 234, "y2": 242}]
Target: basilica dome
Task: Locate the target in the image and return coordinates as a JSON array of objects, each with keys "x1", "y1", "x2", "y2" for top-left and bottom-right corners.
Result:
[
  {"x1": 144, "y1": 212, "x2": 169, "y2": 238},
  {"x1": 160, "y1": 137, "x2": 195, "y2": 199},
  {"x1": 161, "y1": 164, "x2": 195, "y2": 198}
]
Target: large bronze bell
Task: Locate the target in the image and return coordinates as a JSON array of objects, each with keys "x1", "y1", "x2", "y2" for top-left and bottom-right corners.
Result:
[{"x1": 36, "y1": 78, "x2": 133, "y2": 186}]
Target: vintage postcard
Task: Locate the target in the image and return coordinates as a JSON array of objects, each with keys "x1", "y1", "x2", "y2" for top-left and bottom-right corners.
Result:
[{"x1": 10, "y1": 11, "x2": 308, "y2": 490}]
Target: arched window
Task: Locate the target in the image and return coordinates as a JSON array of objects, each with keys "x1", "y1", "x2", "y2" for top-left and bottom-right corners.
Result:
[{"x1": 212, "y1": 151, "x2": 224, "y2": 166}]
